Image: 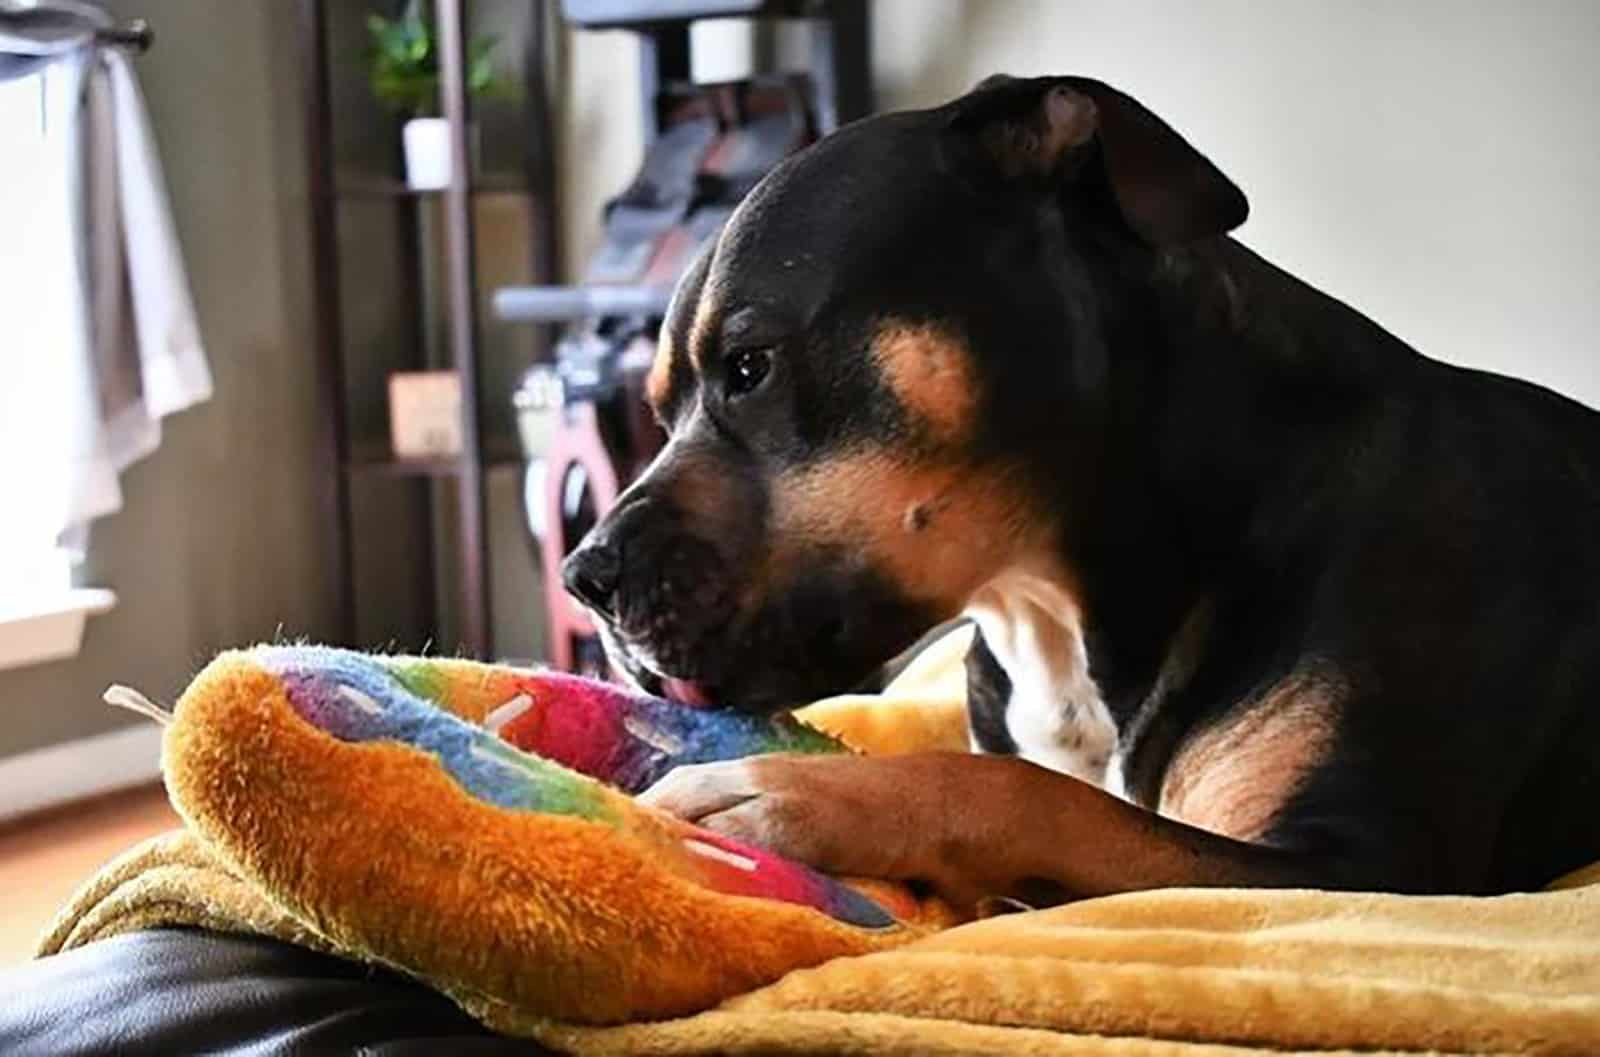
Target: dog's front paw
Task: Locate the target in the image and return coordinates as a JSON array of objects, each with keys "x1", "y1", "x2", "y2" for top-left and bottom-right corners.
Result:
[{"x1": 639, "y1": 754, "x2": 922, "y2": 882}]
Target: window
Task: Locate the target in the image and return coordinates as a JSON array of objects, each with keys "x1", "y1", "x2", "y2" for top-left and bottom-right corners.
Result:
[
  {"x1": 0, "y1": 62, "x2": 118, "y2": 669},
  {"x1": 0, "y1": 68, "x2": 77, "y2": 611},
  {"x1": 0, "y1": 24, "x2": 205, "y2": 664}
]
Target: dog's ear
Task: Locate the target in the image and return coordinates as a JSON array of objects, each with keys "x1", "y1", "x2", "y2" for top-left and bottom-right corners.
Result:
[{"x1": 950, "y1": 75, "x2": 1248, "y2": 246}]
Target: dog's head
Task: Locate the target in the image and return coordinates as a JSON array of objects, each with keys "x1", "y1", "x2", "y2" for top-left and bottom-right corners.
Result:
[{"x1": 563, "y1": 76, "x2": 1247, "y2": 712}]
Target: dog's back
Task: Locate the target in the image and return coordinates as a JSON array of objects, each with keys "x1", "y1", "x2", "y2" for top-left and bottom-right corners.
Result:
[
  {"x1": 1392, "y1": 358, "x2": 1600, "y2": 889},
  {"x1": 1158, "y1": 239, "x2": 1600, "y2": 891}
]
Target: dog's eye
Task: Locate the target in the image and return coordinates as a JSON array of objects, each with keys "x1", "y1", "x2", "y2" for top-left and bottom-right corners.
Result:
[{"x1": 725, "y1": 348, "x2": 771, "y2": 397}]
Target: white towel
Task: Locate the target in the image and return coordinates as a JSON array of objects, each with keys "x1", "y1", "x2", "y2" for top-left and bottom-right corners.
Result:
[
  {"x1": 0, "y1": 30, "x2": 208, "y2": 601},
  {"x1": 0, "y1": 37, "x2": 210, "y2": 594}
]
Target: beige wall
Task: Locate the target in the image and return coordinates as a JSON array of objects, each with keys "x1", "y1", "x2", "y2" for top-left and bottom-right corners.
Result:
[{"x1": 0, "y1": 0, "x2": 331, "y2": 757}]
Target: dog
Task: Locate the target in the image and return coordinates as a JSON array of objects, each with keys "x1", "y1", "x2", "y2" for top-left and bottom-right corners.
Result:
[{"x1": 562, "y1": 75, "x2": 1600, "y2": 911}]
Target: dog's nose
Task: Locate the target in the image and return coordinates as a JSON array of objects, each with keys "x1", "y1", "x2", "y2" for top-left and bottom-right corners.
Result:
[{"x1": 562, "y1": 541, "x2": 621, "y2": 619}]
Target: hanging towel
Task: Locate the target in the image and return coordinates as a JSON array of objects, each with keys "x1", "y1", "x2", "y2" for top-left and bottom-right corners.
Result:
[
  {"x1": 70, "y1": 44, "x2": 213, "y2": 528},
  {"x1": 0, "y1": 2, "x2": 210, "y2": 572}
]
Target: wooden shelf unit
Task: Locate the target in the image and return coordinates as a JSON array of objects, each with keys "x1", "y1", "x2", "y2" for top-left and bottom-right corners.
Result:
[{"x1": 297, "y1": 0, "x2": 558, "y2": 657}]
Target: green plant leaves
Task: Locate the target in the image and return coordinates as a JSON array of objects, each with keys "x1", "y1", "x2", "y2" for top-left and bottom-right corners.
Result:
[{"x1": 366, "y1": 10, "x2": 510, "y2": 117}]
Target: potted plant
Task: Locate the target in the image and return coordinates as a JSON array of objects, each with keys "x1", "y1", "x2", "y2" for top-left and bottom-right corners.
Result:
[{"x1": 366, "y1": 2, "x2": 506, "y2": 190}]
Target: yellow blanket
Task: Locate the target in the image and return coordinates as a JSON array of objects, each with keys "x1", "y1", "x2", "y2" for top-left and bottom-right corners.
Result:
[{"x1": 40, "y1": 630, "x2": 1600, "y2": 1055}]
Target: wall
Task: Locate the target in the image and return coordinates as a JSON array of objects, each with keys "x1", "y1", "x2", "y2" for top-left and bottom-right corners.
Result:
[
  {"x1": 0, "y1": 1, "x2": 329, "y2": 758},
  {"x1": 874, "y1": 0, "x2": 1600, "y2": 408}
]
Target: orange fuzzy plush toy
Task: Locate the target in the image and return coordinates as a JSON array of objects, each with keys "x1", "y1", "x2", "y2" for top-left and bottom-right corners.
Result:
[{"x1": 127, "y1": 644, "x2": 956, "y2": 1025}]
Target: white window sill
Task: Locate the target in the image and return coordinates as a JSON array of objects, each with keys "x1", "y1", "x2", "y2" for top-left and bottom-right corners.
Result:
[{"x1": 0, "y1": 588, "x2": 117, "y2": 673}]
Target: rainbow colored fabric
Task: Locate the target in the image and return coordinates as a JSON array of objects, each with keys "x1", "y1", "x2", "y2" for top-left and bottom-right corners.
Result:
[{"x1": 258, "y1": 645, "x2": 897, "y2": 928}]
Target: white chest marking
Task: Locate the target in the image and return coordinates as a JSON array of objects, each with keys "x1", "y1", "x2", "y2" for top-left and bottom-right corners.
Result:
[{"x1": 964, "y1": 570, "x2": 1122, "y2": 793}]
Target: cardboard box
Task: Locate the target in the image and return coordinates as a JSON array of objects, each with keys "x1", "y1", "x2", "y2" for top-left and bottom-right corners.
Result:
[{"x1": 388, "y1": 371, "x2": 463, "y2": 458}]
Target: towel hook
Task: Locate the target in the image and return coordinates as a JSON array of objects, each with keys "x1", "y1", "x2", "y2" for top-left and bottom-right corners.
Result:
[{"x1": 96, "y1": 17, "x2": 152, "y2": 54}]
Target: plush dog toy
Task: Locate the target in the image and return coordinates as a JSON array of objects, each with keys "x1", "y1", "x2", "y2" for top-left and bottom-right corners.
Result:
[{"x1": 110, "y1": 645, "x2": 952, "y2": 1023}]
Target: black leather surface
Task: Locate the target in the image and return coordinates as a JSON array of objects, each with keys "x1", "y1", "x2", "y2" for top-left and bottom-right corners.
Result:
[{"x1": 0, "y1": 929, "x2": 554, "y2": 1056}]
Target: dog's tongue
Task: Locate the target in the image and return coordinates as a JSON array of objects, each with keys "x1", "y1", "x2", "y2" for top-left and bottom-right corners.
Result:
[{"x1": 661, "y1": 677, "x2": 714, "y2": 709}]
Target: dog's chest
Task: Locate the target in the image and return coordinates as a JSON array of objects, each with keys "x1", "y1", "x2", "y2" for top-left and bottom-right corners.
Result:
[{"x1": 964, "y1": 573, "x2": 1124, "y2": 794}]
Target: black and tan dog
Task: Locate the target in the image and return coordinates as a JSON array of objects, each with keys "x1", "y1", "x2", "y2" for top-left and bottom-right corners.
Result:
[{"x1": 563, "y1": 75, "x2": 1600, "y2": 910}]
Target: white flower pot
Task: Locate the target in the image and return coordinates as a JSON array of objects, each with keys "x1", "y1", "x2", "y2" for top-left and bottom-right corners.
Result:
[{"x1": 403, "y1": 117, "x2": 454, "y2": 190}]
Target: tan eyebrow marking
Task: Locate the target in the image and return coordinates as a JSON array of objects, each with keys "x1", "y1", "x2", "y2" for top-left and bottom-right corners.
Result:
[
  {"x1": 871, "y1": 320, "x2": 979, "y2": 444},
  {"x1": 645, "y1": 334, "x2": 676, "y2": 409},
  {"x1": 687, "y1": 274, "x2": 730, "y2": 373}
]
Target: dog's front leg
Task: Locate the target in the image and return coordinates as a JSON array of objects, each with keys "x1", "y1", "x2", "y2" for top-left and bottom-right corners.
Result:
[{"x1": 641, "y1": 752, "x2": 1345, "y2": 911}]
